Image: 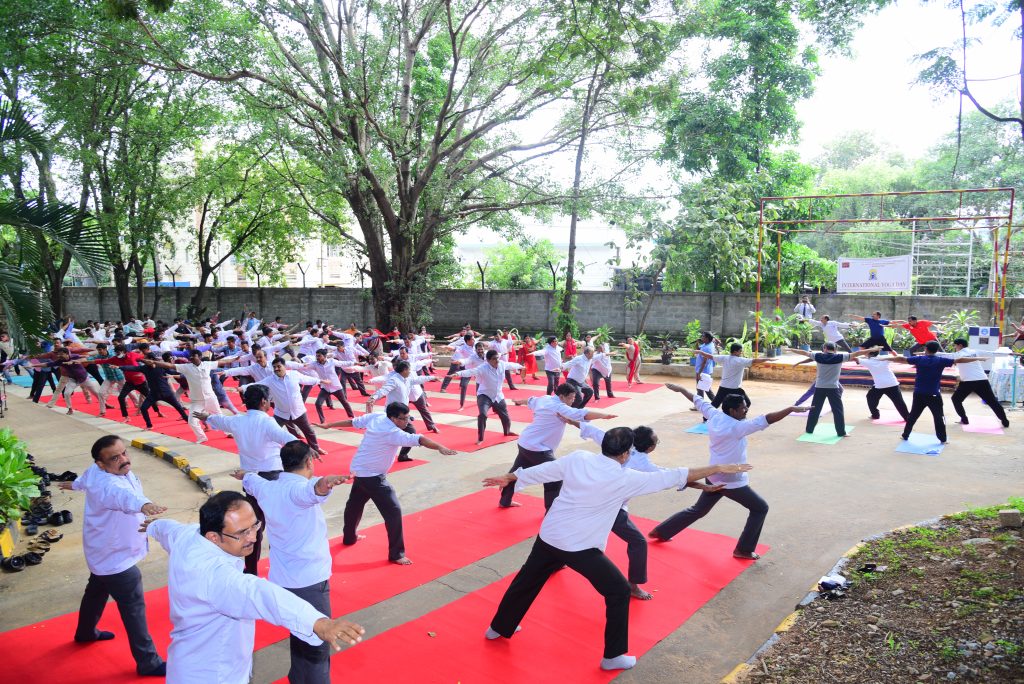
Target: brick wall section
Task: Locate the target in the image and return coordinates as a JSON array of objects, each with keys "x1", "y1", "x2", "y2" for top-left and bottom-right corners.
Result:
[{"x1": 64, "y1": 287, "x2": 1022, "y2": 337}]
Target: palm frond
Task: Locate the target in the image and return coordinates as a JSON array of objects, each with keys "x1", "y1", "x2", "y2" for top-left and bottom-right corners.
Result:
[
  {"x1": 0, "y1": 199, "x2": 109, "y2": 280},
  {"x1": 0, "y1": 98, "x2": 48, "y2": 153},
  {"x1": 0, "y1": 262, "x2": 52, "y2": 349}
]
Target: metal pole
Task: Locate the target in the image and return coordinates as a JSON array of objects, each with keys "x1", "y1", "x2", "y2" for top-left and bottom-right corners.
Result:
[
  {"x1": 966, "y1": 233, "x2": 973, "y2": 296},
  {"x1": 754, "y1": 200, "x2": 765, "y2": 357},
  {"x1": 775, "y1": 230, "x2": 782, "y2": 309}
]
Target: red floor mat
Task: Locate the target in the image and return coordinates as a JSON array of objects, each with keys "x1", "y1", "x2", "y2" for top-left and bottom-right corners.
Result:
[
  {"x1": 422, "y1": 395, "x2": 631, "y2": 423},
  {"x1": 0, "y1": 491, "x2": 547, "y2": 683},
  {"x1": 301, "y1": 516, "x2": 766, "y2": 683}
]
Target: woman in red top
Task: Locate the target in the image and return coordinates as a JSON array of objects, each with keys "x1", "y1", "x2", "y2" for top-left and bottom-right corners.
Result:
[
  {"x1": 621, "y1": 336, "x2": 642, "y2": 387},
  {"x1": 563, "y1": 331, "x2": 577, "y2": 358},
  {"x1": 519, "y1": 335, "x2": 538, "y2": 381}
]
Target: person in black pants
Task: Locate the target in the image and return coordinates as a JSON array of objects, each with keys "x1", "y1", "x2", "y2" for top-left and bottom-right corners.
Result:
[
  {"x1": 58, "y1": 436, "x2": 167, "y2": 677},
  {"x1": 122, "y1": 352, "x2": 189, "y2": 428},
  {"x1": 942, "y1": 338, "x2": 1008, "y2": 428},
  {"x1": 884, "y1": 341, "x2": 981, "y2": 443},
  {"x1": 482, "y1": 427, "x2": 750, "y2": 671},
  {"x1": 850, "y1": 312, "x2": 895, "y2": 352},
  {"x1": 654, "y1": 384, "x2": 808, "y2": 559}
]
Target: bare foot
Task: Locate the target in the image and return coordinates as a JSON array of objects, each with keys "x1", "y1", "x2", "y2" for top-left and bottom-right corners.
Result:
[
  {"x1": 343, "y1": 534, "x2": 366, "y2": 546},
  {"x1": 122, "y1": 417, "x2": 133, "y2": 424},
  {"x1": 475, "y1": 440, "x2": 484, "y2": 445},
  {"x1": 66, "y1": 408, "x2": 74, "y2": 415},
  {"x1": 648, "y1": 530, "x2": 667, "y2": 542},
  {"x1": 390, "y1": 556, "x2": 413, "y2": 566},
  {"x1": 429, "y1": 427, "x2": 440, "y2": 434},
  {"x1": 630, "y1": 583, "x2": 653, "y2": 600},
  {"x1": 499, "y1": 501, "x2": 522, "y2": 508},
  {"x1": 504, "y1": 432, "x2": 518, "y2": 438}
]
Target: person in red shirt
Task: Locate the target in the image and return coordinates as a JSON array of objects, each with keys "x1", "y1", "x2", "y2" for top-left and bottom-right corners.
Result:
[
  {"x1": 893, "y1": 316, "x2": 943, "y2": 354},
  {"x1": 85, "y1": 342, "x2": 153, "y2": 422}
]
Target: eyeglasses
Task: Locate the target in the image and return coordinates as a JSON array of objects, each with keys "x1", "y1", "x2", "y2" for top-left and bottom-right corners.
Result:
[{"x1": 220, "y1": 520, "x2": 262, "y2": 541}]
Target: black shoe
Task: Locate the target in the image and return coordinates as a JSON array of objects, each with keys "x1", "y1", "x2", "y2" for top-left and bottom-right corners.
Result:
[
  {"x1": 2, "y1": 555, "x2": 26, "y2": 572},
  {"x1": 870, "y1": 413, "x2": 880, "y2": 420},
  {"x1": 139, "y1": 662, "x2": 167, "y2": 677},
  {"x1": 48, "y1": 512, "x2": 65, "y2": 526},
  {"x1": 61, "y1": 510, "x2": 73, "y2": 524}
]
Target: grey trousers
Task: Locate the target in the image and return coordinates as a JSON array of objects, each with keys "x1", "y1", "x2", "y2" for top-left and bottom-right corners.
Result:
[
  {"x1": 75, "y1": 565, "x2": 164, "y2": 674},
  {"x1": 805, "y1": 387, "x2": 846, "y2": 436},
  {"x1": 285, "y1": 580, "x2": 332, "y2": 684}
]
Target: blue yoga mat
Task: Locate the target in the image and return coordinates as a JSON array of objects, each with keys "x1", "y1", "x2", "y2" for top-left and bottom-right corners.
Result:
[
  {"x1": 685, "y1": 423, "x2": 709, "y2": 435},
  {"x1": 895, "y1": 432, "x2": 946, "y2": 456},
  {"x1": 5, "y1": 375, "x2": 32, "y2": 387}
]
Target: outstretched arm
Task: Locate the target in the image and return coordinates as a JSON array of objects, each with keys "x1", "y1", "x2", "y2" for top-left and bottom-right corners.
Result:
[
  {"x1": 765, "y1": 405, "x2": 810, "y2": 424},
  {"x1": 788, "y1": 348, "x2": 813, "y2": 358},
  {"x1": 417, "y1": 436, "x2": 458, "y2": 456},
  {"x1": 665, "y1": 383, "x2": 695, "y2": 402},
  {"x1": 319, "y1": 418, "x2": 355, "y2": 429},
  {"x1": 849, "y1": 345, "x2": 882, "y2": 359}
]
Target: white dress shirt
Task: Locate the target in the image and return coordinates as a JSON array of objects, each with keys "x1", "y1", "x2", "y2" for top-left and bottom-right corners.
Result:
[
  {"x1": 206, "y1": 410, "x2": 295, "y2": 471},
  {"x1": 222, "y1": 361, "x2": 276, "y2": 382},
  {"x1": 811, "y1": 320, "x2": 851, "y2": 343},
  {"x1": 242, "y1": 472, "x2": 331, "y2": 588},
  {"x1": 591, "y1": 344, "x2": 612, "y2": 377},
  {"x1": 713, "y1": 355, "x2": 754, "y2": 388},
  {"x1": 695, "y1": 396, "x2": 769, "y2": 489},
  {"x1": 794, "y1": 302, "x2": 816, "y2": 318},
  {"x1": 534, "y1": 343, "x2": 562, "y2": 372},
  {"x1": 938, "y1": 349, "x2": 987, "y2": 382},
  {"x1": 450, "y1": 345, "x2": 475, "y2": 367},
  {"x1": 369, "y1": 372, "x2": 433, "y2": 405},
  {"x1": 563, "y1": 354, "x2": 592, "y2": 383},
  {"x1": 513, "y1": 450, "x2": 688, "y2": 551},
  {"x1": 349, "y1": 413, "x2": 423, "y2": 477},
  {"x1": 253, "y1": 371, "x2": 318, "y2": 420},
  {"x1": 579, "y1": 422, "x2": 665, "y2": 510},
  {"x1": 147, "y1": 520, "x2": 325, "y2": 684},
  {"x1": 302, "y1": 359, "x2": 346, "y2": 392},
  {"x1": 457, "y1": 361, "x2": 522, "y2": 401},
  {"x1": 516, "y1": 395, "x2": 589, "y2": 452},
  {"x1": 72, "y1": 464, "x2": 151, "y2": 576},
  {"x1": 175, "y1": 361, "x2": 220, "y2": 401},
  {"x1": 857, "y1": 357, "x2": 900, "y2": 389}
]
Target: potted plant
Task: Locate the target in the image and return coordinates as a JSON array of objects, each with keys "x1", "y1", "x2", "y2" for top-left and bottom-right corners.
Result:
[
  {"x1": 786, "y1": 314, "x2": 814, "y2": 351},
  {"x1": 0, "y1": 429, "x2": 40, "y2": 541},
  {"x1": 938, "y1": 309, "x2": 979, "y2": 349},
  {"x1": 845, "y1": 322, "x2": 868, "y2": 349},
  {"x1": 660, "y1": 339, "x2": 678, "y2": 365}
]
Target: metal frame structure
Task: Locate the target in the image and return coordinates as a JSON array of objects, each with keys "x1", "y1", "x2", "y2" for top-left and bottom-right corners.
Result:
[{"x1": 754, "y1": 188, "x2": 1016, "y2": 354}]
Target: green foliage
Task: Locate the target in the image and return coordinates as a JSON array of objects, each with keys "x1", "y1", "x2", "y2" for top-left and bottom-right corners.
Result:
[
  {"x1": 552, "y1": 288, "x2": 579, "y2": 338},
  {"x1": 684, "y1": 319, "x2": 703, "y2": 347},
  {"x1": 726, "y1": 322, "x2": 754, "y2": 357},
  {"x1": 474, "y1": 240, "x2": 561, "y2": 290},
  {"x1": 0, "y1": 429, "x2": 40, "y2": 525},
  {"x1": 938, "y1": 309, "x2": 980, "y2": 348}
]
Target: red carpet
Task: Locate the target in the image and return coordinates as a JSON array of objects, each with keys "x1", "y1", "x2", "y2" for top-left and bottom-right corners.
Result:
[
  {"x1": 0, "y1": 491, "x2": 547, "y2": 683},
  {"x1": 302, "y1": 516, "x2": 766, "y2": 683},
  {"x1": 421, "y1": 395, "x2": 631, "y2": 424},
  {"x1": 426, "y1": 423, "x2": 519, "y2": 452}
]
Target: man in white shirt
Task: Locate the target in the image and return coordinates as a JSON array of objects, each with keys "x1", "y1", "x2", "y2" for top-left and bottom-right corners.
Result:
[
  {"x1": 490, "y1": 332, "x2": 518, "y2": 389},
  {"x1": 482, "y1": 427, "x2": 751, "y2": 671},
  {"x1": 694, "y1": 343, "x2": 771, "y2": 412},
  {"x1": 809, "y1": 315, "x2": 853, "y2": 352},
  {"x1": 319, "y1": 402, "x2": 458, "y2": 565},
  {"x1": 857, "y1": 349, "x2": 910, "y2": 421},
  {"x1": 456, "y1": 349, "x2": 522, "y2": 444},
  {"x1": 58, "y1": 435, "x2": 167, "y2": 676},
  {"x1": 942, "y1": 338, "x2": 1009, "y2": 428},
  {"x1": 534, "y1": 335, "x2": 563, "y2": 395},
  {"x1": 235, "y1": 441, "x2": 352, "y2": 683},
  {"x1": 794, "y1": 295, "x2": 816, "y2": 319},
  {"x1": 654, "y1": 384, "x2": 807, "y2": 559},
  {"x1": 144, "y1": 492, "x2": 364, "y2": 683},
  {"x1": 589, "y1": 342, "x2": 615, "y2": 401},
  {"x1": 367, "y1": 360, "x2": 439, "y2": 459},
  {"x1": 303, "y1": 349, "x2": 355, "y2": 422},
  {"x1": 439, "y1": 333, "x2": 476, "y2": 396},
  {"x1": 195, "y1": 384, "x2": 297, "y2": 575},
  {"x1": 145, "y1": 349, "x2": 226, "y2": 444},
  {"x1": 563, "y1": 346, "x2": 596, "y2": 407},
  {"x1": 499, "y1": 383, "x2": 617, "y2": 509},
  {"x1": 251, "y1": 357, "x2": 325, "y2": 455},
  {"x1": 443, "y1": 341, "x2": 487, "y2": 410}
]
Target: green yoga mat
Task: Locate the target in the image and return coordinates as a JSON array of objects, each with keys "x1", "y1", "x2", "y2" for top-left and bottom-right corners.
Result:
[{"x1": 797, "y1": 424, "x2": 855, "y2": 445}]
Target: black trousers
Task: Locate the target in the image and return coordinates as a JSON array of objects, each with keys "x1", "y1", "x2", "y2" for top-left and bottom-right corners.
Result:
[
  {"x1": 504, "y1": 368, "x2": 518, "y2": 390},
  {"x1": 862, "y1": 334, "x2": 893, "y2": 352},
  {"x1": 652, "y1": 484, "x2": 768, "y2": 555},
  {"x1": 118, "y1": 381, "x2": 149, "y2": 418},
  {"x1": 342, "y1": 370, "x2": 369, "y2": 396},
  {"x1": 274, "y1": 412, "x2": 320, "y2": 450},
  {"x1": 590, "y1": 368, "x2": 614, "y2": 399},
  {"x1": 611, "y1": 508, "x2": 647, "y2": 584},
  {"x1": 285, "y1": 580, "x2": 331, "y2": 684},
  {"x1": 75, "y1": 565, "x2": 164, "y2": 674},
  {"x1": 244, "y1": 470, "x2": 281, "y2": 575},
  {"x1": 344, "y1": 475, "x2": 405, "y2": 561},
  {"x1": 951, "y1": 379, "x2": 1007, "y2": 424},
  {"x1": 439, "y1": 364, "x2": 460, "y2": 391},
  {"x1": 908, "y1": 341, "x2": 943, "y2": 354},
  {"x1": 399, "y1": 420, "x2": 418, "y2": 459},
  {"x1": 490, "y1": 537, "x2": 631, "y2": 659},
  {"x1": 711, "y1": 386, "x2": 749, "y2": 409},
  {"x1": 138, "y1": 390, "x2": 189, "y2": 428},
  {"x1": 866, "y1": 384, "x2": 910, "y2": 420},
  {"x1": 29, "y1": 369, "x2": 56, "y2": 402},
  {"x1": 902, "y1": 393, "x2": 947, "y2": 443},
  {"x1": 315, "y1": 387, "x2": 353, "y2": 422},
  {"x1": 411, "y1": 395, "x2": 437, "y2": 431},
  {"x1": 805, "y1": 387, "x2": 846, "y2": 436},
  {"x1": 86, "y1": 363, "x2": 104, "y2": 385},
  {"x1": 499, "y1": 445, "x2": 559, "y2": 509},
  {"x1": 476, "y1": 394, "x2": 512, "y2": 442},
  {"x1": 545, "y1": 370, "x2": 560, "y2": 395},
  {"x1": 566, "y1": 378, "x2": 593, "y2": 408}
]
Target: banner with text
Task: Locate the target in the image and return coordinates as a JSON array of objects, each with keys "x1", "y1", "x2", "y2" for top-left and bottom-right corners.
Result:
[{"x1": 836, "y1": 255, "x2": 912, "y2": 293}]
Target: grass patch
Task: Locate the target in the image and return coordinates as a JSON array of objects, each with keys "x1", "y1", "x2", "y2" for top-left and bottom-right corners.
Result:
[{"x1": 946, "y1": 496, "x2": 1024, "y2": 521}]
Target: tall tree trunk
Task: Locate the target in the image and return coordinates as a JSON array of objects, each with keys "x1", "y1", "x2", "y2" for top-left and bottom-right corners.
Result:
[
  {"x1": 112, "y1": 263, "x2": 133, "y2": 320},
  {"x1": 149, "y1": 249, "x2": 162, "y2": 319}
]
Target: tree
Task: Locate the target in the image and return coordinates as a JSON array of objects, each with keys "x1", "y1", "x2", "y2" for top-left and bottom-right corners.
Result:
[
  {"x1": 475, "y1": 239, "x2": 561, "y2": 290},
  {"x1": 110, "y1": 0, "x2": 627, "y2": 329}
]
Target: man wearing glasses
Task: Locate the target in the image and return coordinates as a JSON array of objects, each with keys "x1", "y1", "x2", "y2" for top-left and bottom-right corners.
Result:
[
  {"x1": 144, "y1": 491, "x2": 365, "y2": 683},
  {"x1": 232, "y1": 441, "x2": 352, "y2": 683},
  {"x1": 58, "y1": 436, "x2": 168, "y2": 677},
  {"x1": 319, "y1": 402, "x2": 458, "y2": 565}
]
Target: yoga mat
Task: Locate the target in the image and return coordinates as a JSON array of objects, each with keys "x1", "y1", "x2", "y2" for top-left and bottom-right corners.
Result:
[
  {"x1": 304, "y1": 518, "x2": 765, "y2": 683},
  {"x1": 796, "y1": 424, "x2": 855, "y2": 445},
  {"x1": 959, "y1": 414, "x2": 1006, "y2": 435},
  {"x1": 0, "y1": 491, "x2": 547, "y2": 683},
  {"x1": 685, "y1": 422, "x2": 709, "y2": 434},
  {"x1": 895, "y1": 432, "x2": 945, "y2": 455},
  {"x1": 871, "y1": 409, "x2": 907, "y2": 426},
  {"x1": 5, "y1": 374, "x2": 33, "y2": 387},
  {"x1": 420, "y1": 395, "x2": 631, "y2": 424},
  {"x1": 423, "y1": 423, "x2": 519, "y2": 453}
]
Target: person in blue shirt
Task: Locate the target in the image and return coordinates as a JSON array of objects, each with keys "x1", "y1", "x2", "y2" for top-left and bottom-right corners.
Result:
[
  {"x1": 876, "y1": 341, "x2": 982, "y2": 443},
  {"x1": 694, "y1": 332, "x2": 719, "y2": 403},
  {"x1": 850, "y1": 312, "x2": 894, "y2": 352}
]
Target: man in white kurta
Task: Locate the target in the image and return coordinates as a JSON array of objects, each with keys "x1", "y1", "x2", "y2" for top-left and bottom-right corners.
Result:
[{"x1": 145, "y1": 491, "x2": 364, "y2": 684}]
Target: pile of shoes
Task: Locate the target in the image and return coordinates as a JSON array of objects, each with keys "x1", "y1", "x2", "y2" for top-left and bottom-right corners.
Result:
[{"x1": 1, "y1": 529, "x2": 63, "y2": 572}]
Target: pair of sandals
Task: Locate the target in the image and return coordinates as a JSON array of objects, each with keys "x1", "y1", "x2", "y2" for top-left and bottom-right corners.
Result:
[
  {"x1": 1, "y1": 530, "x2": 61, "y2": 572},
  {"x1": 49, "y1": 471, "x2": 78, "y2": 482}
]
